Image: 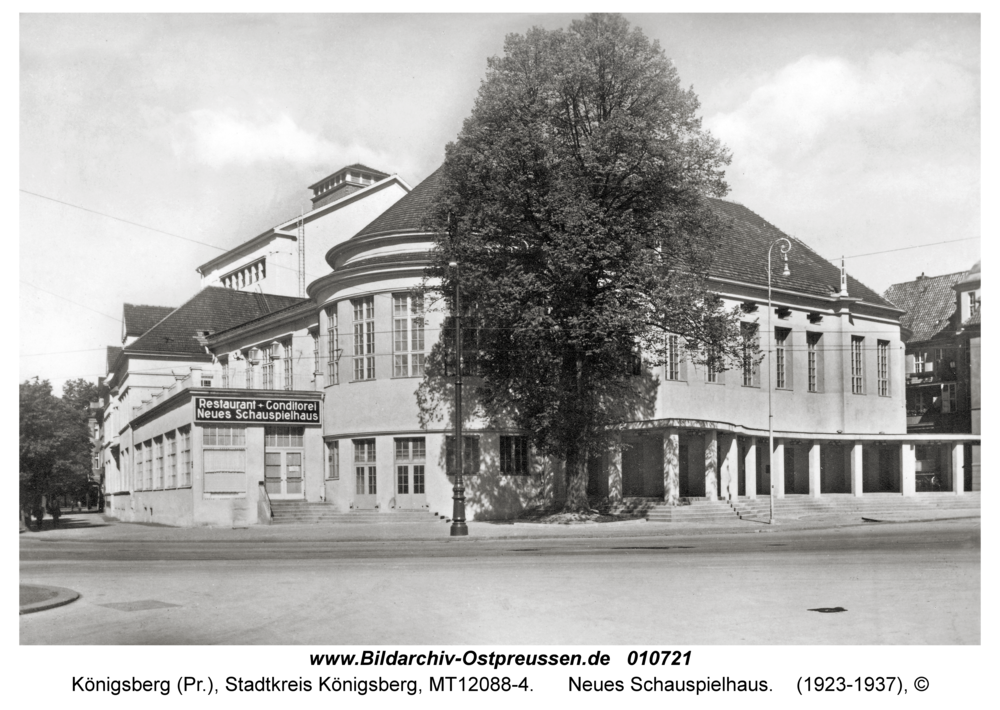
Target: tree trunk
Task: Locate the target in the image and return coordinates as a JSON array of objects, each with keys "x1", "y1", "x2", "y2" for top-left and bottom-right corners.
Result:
[{"x1": 563, "y1": 446, "x2": 590, "y2": 511}]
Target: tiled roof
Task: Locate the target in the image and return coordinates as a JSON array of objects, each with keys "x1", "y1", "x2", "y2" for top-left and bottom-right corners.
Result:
[
  {"x1": 106, "y1": 346, "x2": 123, "y2": 372},
  {"x1": 883, "y1": 271, "x2": 967, "y2": 343},
  {"x1": 122, "y1": 304, "x2": 175, "y2": 337},
  {"x1": 125, "y1": 287, "x2": 308, "y2": 355},
  {"x1": 353, "y1": 166, "x2": 444, "y2": 239},
  {"x1": 351, "y1": 168, "x2": 892, "y2": 307},
  {"x1": 706, "y1": 199, "x2": 891, "y2": 306}
]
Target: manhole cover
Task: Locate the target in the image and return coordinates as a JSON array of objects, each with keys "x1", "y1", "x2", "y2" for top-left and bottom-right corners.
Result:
[
  {"x1": 808, "y1": 607, "x2": 847, "y2": 613},
  {"x1": 99, "y1": 600, "x2": 180, "y2": 612}
]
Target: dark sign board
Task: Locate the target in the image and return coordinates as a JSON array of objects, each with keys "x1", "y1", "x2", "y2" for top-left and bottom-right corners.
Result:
[{"x1": 194, "y1": 397, "x2": 320, "y2": 424}]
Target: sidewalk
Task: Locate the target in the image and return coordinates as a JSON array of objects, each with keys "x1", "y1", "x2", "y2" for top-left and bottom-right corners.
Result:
[{"x1": 17, "y1": 507, "x2": 980, "y2": 545}]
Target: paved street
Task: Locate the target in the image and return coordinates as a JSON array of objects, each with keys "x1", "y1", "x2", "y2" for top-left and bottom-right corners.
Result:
[{"x1": 20, "y1": 516, "x2": 979, "y2": 645}]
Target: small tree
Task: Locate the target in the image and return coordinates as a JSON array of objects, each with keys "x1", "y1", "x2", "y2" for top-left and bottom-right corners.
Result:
[
  {"x1": 422, "y1": 14, "x2": 748, "y2": 510},
  {"x1": 19, "y1": 378, "x2": 92, "y2": 528}
]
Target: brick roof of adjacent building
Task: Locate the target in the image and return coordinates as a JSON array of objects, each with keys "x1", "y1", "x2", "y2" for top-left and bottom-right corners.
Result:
[
  {"x1": 352, "y1": 167, "x2": 893, "y2": 308},
  {"x1": 122, "y1": 304, "x2": 175, "y2": 338},
  {"x1": 883, "y1": 270, "x2": 968, "y2": 343},
  {"x1": 125, "y1": 287, "x2": 308, "y2": 356},
  {"x1": 106, "y1": 346, "x2": 123, "y2": 372}
]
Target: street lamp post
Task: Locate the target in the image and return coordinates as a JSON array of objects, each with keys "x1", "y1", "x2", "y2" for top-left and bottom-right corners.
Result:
[
  {"x1": 450, "y1": 260, "x2": 468, "y2": 536},
  {"x1": 767, "y1": 237, "x2": 791, "y2": 525}
]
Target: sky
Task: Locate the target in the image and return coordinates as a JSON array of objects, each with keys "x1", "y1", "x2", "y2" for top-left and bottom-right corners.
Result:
[{"x1": 19, "y1": 13, "x2": 982, "y2": 393}]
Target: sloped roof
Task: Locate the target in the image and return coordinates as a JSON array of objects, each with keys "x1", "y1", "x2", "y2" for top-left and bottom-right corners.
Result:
[
  {"x1": 123, "y1": 304, "x2": 175, "y2": 337},
  {"x1": 351, "y1": 167, "x2": 892, "y2": 307},
  {"x1": 125, "y1": 287, "x2": 308, "y2": 356},
  {"x1": 883, "y1": 271, "x2": 967, "y2": 343},
  {"x1": 353, "y1": 166, "x2": 444, "y2": 239},
  {"x1": 706, "y1": 199, "x2": 890, "y2": 306},
  {"x1": 106, "y1": 346, "x2": 123, "y2": 372}
]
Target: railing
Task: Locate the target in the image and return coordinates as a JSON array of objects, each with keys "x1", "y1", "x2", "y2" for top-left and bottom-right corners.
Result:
[{"x1": 257, "y1": 481, "x2": 273, "y2": 525}]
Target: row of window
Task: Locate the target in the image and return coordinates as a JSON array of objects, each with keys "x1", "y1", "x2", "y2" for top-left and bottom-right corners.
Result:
[
  {"x1": 326, "y1": 434, "x2": 533, "y2": 492},
  {"x1": 220, "y1": 258, "x2": 266, "y2": 290},
  {"x1": 323, "y1": 294, "x2": 426, "y2": 385},
  {"x1": 907, "y1": 382, "x2": 960, "y2": 417},
  {"x1": 131, "y1": 428, "x2": 192, "y2": 491},
  {"x1": 661, "y1": 329, "x2": 891, "y2": 396},
  {"x1": 221, "y1": 341, "x2": 293, "y2": 390}
]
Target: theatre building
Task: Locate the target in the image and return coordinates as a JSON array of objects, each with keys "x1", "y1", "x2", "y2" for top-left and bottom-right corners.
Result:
[{"x1": 102, "y1": 162, "x2": 980, "y2": 527}]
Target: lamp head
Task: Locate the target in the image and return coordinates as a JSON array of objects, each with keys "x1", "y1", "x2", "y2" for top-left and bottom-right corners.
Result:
[{"x1": 781, "y1": 252, "x2": 790, "y2": 277}]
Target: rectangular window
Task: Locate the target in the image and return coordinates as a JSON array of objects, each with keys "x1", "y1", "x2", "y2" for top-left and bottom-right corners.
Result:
[
  {"x1": 913, "y1": 351, "x2": 926, "y2": 373},
  {"x1": 327, "y1": 441, "x2": 339, "y2": 480},
  {"x1": 202, "y1": 425, "x2": 246, "y2": 447},
  {"x1": 203, "y1": 425, "x2": 246, "y2": 494},
  {"x1": 261, "y1": 354, "x2": 274, "y2": 390},
  {"x1": 941, "y1": 382, "x2": 957, "y2": 413},
  {"x1": 221, "y1": 360, "x2": 229, "y2": 388},
  {"x1": 352, "y1": 297, "x2": 375, "y2": 381},
  {"x1": 312, "y1": 332, "x2": 320, "y2": 381},
  {"x1": 665, "y1": 334, "x2": 680, "y2": 381},
  {"x1": 134, "y1": 443, "x2": 143, "y2": 490},
  {"x1": 807, "y1": 333, "x2": 822, "y2": 392},
  {"x1": 877, "y1": 340, "x2": 890, "y2": 396},
  {"x1": 354, "y1": 439, "x2": 376, "y2": 494},
  {"x1": 327, "y1": 307, "x2": 340, "y2": 384},
  {"x1": 775, "y1": 328, "x2": 790, "y2": 389},
  {"x1": 244, "y1": 355, "x2": 255, "y2": 389},
  {"x1": 500, "y1": 435, "x2": 530, "y2": 475},
  {"x1": 741, "y1": 322, "x2": 760, "y2": 387},
  {"x1": 153, "y1": 437, "x2": 163, "y2": 489},
  {"x1": 264, "y1": 426, "x2": 304, "y2": 448},
  {"x1": 851, "y1": 336, "x2": 864, "y2": 394},
  {"x1": 166, "y1": 432, "x2": 177, "y2": 488},
  {"x1": 706, "y1": 345, "x2": 722, "y2": 384},
  {"x1": 393, "y1": 294, "x2": 425, "y2": 377},
  {"x1": 144, "y1": 442, "x2": 152, "y2": 490},
  {"x1": 395, "y1": 438, "x2": 426, "y2": 494},
  {"x1": 179, "y1": 427, "x2": 191, "y2": 486},
  {"x1": 283, "y1": 341, "x2": 293, "y2": 390},
  {"x1": 446, "y1": 435, "x2": 481, "y2": 476}
]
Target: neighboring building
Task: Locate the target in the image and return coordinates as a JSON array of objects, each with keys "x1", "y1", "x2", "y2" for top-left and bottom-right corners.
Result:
[
  {"x1": 101, "y1": 163, "x2": 980, "y2": 527},
  {"x1": 884, "y1": 261, "x2": 981, "y2": 490}
]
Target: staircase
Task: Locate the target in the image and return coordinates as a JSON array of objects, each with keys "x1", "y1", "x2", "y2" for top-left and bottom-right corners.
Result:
[
  {"x1": 730, "y1": 492, "x2": 981, "y2": 522},
  {"x1": 268, "y1": 501, "x2": 445, "y2": 526},
  {"x1": 647, "y1": 492, "x2": 980, "y2": 524}
]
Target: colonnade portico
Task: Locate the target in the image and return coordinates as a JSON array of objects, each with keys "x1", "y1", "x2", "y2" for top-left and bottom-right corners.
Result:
[{"x1": 604, "y1": 421, "x2": 979, "y2": 503}]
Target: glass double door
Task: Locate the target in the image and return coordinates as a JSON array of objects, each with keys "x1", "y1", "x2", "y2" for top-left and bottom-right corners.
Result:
[{"x1": 265, "y1": 450, "x2": 303, "y2": 499}]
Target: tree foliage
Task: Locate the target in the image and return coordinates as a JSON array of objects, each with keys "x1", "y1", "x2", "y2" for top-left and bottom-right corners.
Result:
[
  {"x1": 20, "y1": 378, "x2": 93, "y2": 525},
  {"x1": 421, "y1": 14, "x2": 748, "y2": 508}
]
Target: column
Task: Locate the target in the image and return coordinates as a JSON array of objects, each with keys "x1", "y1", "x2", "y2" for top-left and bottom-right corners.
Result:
[
  {"x1": 848, "y1": 442, "x2": 863, "y2": 497},
  {"x1": 704, "y1": 430, "x2": 718, "y2": 501},
  {"x1": 744, "y1": 437, "x2": 757, "y2": 499},
  {"x1": 900, "y1": 443, "x2": 916, "y2": 497},
  {"x1": 771, "y1": 439, "x2": 785, "y2": 499},
  {"x1": 950, "y1": 443, "x2": 965, "y2": 495},
  {"x1": 808, "y1": 441, "x2": 822, "y2": 498},
  {"x1": 663, "y1": 428, "x2": 680, "y2": 506},
  {"x1": 719, "y1": 434, "x2": 738, "y2": 500},
  {"x1": 608, "y1": 433, "x2": 623, "y2": 505}
]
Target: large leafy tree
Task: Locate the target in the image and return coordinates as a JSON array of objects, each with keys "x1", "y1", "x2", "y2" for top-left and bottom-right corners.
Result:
[
  {"x1": 20, "y1": 378, "x2": 93, "y2": 526},
  {"x1": 423, "y1": 14, "x2": 747, "y2": 509}
]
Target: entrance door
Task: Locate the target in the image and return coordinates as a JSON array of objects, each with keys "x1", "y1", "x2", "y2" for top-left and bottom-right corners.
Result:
[
  {"x1": 264, "y1": 451, "x2": 304, "y2": 499},
  {"x1": 353, "y1": 439, "x2": 378, "y2": 509},
  {"x1": 394, "y1": 438, "x2": 427, "y2": 509}
]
